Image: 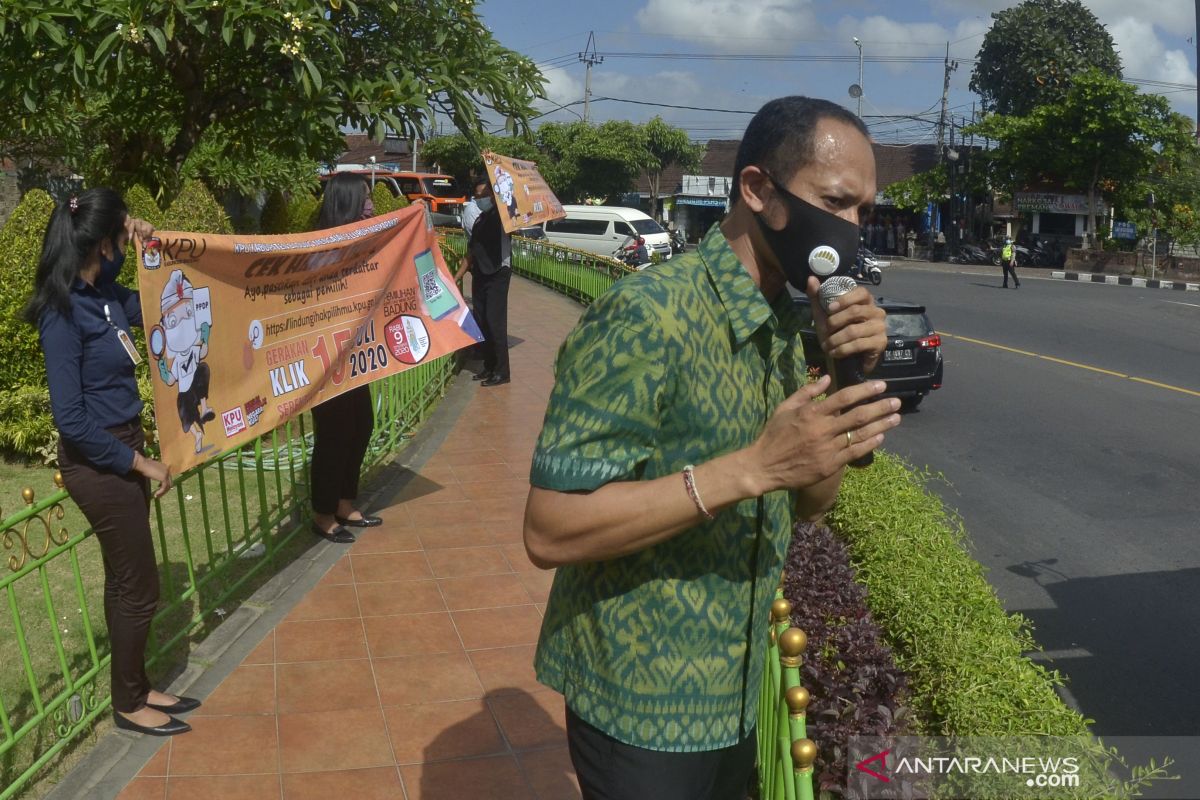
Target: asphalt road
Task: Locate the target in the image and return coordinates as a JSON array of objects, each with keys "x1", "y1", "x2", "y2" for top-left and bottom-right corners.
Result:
[{"x1": 870, "y1": 261, "x2": 1200, "y2": 737}]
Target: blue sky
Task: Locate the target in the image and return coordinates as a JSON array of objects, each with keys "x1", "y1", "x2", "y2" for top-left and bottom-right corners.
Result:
[{"x1": 459, "y1": 0, "x2": 1198, "y2": 146}]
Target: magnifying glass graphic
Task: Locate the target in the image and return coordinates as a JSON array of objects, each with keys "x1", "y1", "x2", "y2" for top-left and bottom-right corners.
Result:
[{"x1": 148, "y1": 325, "x2": 166, "y2": 359}]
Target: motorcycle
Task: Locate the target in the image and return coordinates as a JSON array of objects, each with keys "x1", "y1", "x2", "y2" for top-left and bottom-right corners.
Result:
[
  {"x1": 613, "y1": 237, "x2": 652, "y2": 270},
  {"x1": 669, "y1": 228, "x2": 687, "y2": 255},
  {"x1": 851, "y1": 247, "x2": 884, "y2": 285},
  {"x1": 950, "y1": 243, "x2": 992, "y2": 265}
]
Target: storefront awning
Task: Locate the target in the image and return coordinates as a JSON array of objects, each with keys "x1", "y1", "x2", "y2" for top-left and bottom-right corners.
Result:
[{"x1": 676, "y1": 196, "x2": 727, "y2": 208}]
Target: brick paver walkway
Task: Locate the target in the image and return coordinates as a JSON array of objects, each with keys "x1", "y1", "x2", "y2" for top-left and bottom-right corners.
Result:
[{"x1": 116, "y1": 276, "x2": 586, "y2": 800}]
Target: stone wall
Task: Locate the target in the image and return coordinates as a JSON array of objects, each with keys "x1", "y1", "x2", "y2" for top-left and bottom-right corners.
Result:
[{"x1": 1066, "y1": 248, "x2": 1200, "y2": 280}]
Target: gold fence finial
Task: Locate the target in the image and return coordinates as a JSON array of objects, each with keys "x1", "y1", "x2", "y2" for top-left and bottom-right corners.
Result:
[
  {"x1": 771, "y1": 597, "x2": 792, "y2": 624},
  {"x1": 778, "y1": 627, "x2": 807, "y2": 667},
  {"x1": 785, "y1": 685, "x2": 810, "y2": 717},
  {"x1": 792, "y1": 738, "x2": 817, "y2": 772},
  {"x1": 21, "y1": 487, "x2": 34, "y2": 505}
]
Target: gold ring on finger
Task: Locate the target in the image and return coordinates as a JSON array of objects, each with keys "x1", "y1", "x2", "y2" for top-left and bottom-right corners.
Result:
[{"x1": 845, "y1": 430, "x2": 854, "y2": 447}]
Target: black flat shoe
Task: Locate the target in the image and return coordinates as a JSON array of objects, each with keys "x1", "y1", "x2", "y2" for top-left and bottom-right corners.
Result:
[
  {"x1": 481, "y1": 375, "x2": 510, "y2": 387},
  {"x1": 113, "y1": 710, "x2": 191, "y2": 737},
  {"x1": 471, "y1": 370, "x2": 494, "y2": 381},
  {"x1": 312, "y1": 523, "x2": 355, "y2": 544},
  {"x1": 336, "y1": 514, "x2": 382, "y2": 528},
  {"x1": 146, "y1": 696, "x2": 202, "y2": 714}
]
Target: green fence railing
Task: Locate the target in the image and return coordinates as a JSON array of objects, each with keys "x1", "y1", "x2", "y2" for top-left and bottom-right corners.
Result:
[
  {"x1": 0, "y1": 280, "x2": 457, "y2": 800},
  {"x1": 2, "y1": 228, "x2": 812, "y2": 798},
  {"x1": 759, "y1": 589, "x2": 817, "y2": 800}
]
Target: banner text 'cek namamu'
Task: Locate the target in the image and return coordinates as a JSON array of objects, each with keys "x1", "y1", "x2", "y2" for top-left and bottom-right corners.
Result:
[
  {"x1": 137, "y1": 204, "x2": 483, "y2": 475},
  {"x1": 481, "y1": 150, "x2": 566, "y2": 234}
]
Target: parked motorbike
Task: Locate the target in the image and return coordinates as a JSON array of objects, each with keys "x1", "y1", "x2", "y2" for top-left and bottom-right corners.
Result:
[{"x1": 949, "y1": 243, "x2": 992, "y2": 265}]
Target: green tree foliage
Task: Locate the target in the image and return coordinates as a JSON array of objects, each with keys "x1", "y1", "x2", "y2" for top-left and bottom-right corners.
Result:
[
  {"x1": 259, "y1": 190, "x2": 291, "y2": 235},
  {"x1": 1112, "y1": 113, "x2": 1200, "y2": 250},
  {"x1": 160, "y1": 180, "x2": 232, "y2": 234},
  {"x1": 0, "y1": 1, "x2": 545, "y2": 200},
  {"x1": 535, "y1": 120, "x2": 645, "y2": 203},
  {"x1": 638, "y1": 117, "x2": 704, "y2": 220},
  {"x1": 969, "y1": 70, "x2": 1176, "y2": 245},
  {"x1": 0, "y1": 189, "x2": 55, "y2": 393},
  {"x1": 420, "y1": 134, "x2": 541, "y2": 187},
  {"x1": 971, "y1": 0, "x2": 1121, "y2": 116},
  {"x1": 883, "y1": 166, "x2": 949, "y2": 212}
]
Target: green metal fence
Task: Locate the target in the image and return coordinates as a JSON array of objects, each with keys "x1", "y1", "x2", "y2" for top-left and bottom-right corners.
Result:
[
  {"x1": 0, "y1": 293, "x2": 456, "y2": 800},
  {"x1": 758, "y1": 589, "x2": 817, "y2": 800},
  {"x1": 1, "y1": 229, "x2": 815, "y2": 798}
]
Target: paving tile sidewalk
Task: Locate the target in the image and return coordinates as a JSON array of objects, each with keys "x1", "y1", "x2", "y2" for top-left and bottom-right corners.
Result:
[{"x1": 114, "y1": 276, "x2": 586, "y2": 800}]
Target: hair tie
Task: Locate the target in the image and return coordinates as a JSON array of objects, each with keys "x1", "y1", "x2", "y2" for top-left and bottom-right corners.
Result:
[{"x1": 68, "y1": 196, "x2": 79, "y2": 215}]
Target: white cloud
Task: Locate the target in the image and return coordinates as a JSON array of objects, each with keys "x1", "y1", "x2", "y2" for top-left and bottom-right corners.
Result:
[
  {"x1": 535, "y1": 66, "x2": 583, "y2": 111},
  {"x1": 636, "y1": 0, "x2": 821, "y2": 53},
  {"x1": 1109, "y1": 18, "x2": 1196, "y2": 86}
]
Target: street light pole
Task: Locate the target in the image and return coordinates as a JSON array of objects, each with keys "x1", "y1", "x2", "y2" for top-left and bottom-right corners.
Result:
[{"x1": 853, "y1": 37, "x2": 863, "y2": 117}]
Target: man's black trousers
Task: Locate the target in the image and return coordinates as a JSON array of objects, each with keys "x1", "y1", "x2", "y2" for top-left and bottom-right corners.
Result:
[
  {"x1": 472, "y1": 267, "x2": 511, "y2": 379},
  {"x1": 566, "y1": 706, "x2": 757, "y2": 800}
]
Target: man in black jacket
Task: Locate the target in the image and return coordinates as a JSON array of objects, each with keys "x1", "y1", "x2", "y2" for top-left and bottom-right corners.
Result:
[{"x1": 464, "y1": 177, "x2": 512, "y2": 386}]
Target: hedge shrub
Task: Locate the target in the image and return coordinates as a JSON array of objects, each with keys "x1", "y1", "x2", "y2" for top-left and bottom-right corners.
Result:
[
  {"x1": 161, "y1": 180, "x2": 232, "y2": 234},
  {"x1": 828, "y1": 453, "x2": 1088, "y2": 737},
  {"x1": 371, "y1": 181, "x2": 409, "y2": 216},
  {"x1": 825, "y1": 452, "x2": 1172, "y2": 797},
  {"x1": 259, "y1": 190, "x2": 290, "y2": 235},
  {"x1": 285, "y1": 193, "x2": 320, "y2": 233},
  {"x1": 0, "y1": 189, "x2": 55, "y2": 393}
]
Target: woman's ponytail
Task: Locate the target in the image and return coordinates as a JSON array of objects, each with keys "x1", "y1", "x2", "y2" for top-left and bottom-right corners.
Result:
[{"x1": 23, "y1": 188, "x2": 127, "y2": 325}]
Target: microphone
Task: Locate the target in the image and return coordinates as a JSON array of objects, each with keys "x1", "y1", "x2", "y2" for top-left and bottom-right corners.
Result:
[{"x1": 817, "y1": 276, "x2": 873, "y2": 468}]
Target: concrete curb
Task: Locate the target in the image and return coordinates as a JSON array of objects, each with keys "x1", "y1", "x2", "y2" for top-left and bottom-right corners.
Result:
[
  {"x1": 1051, "y1": 271, "x2": 1200, "y2": 292},
  {"x1": 45, "y1": 367, "x2": 478, "y2": 800}
]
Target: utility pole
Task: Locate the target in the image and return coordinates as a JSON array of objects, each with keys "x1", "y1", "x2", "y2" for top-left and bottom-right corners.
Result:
[
  {"x1": 936, "y1": 42, "x2": 958, "y2": 160},
  {"x1": 935, "y1": 42, "x2": 958, "y2": 246},
  {"x1": 1195, "y1": 0, "x2": 1200, "y2": 135},
  {"x1": 579, "y1": 32, "x2": 603, "y2": 124},
  {"x1": 854, "y1": 37, "x2": 864, "y2": 118}
]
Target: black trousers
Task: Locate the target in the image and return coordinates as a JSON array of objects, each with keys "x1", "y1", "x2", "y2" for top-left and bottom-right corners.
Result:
[
  {"x1": 1002, "y1": 261, "x2": 1020, "y2": 287},
  {"x1": 472, "y1": 267, "x2": 511, "y2": 379},
  {"x1": 58, "y1": 421, "x2": 158, "y2": 714},
  {"x1": 309, "y1": 385, "x2": 374, "y2": 515},
  {"x1": 566, "y1": 706, "x2": 757, "y2": 800}
]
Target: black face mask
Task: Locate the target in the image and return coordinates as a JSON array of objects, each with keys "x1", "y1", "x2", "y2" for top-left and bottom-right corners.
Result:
[{"x1": 754, "y1": 174, "x2": 861, "y2": 288}]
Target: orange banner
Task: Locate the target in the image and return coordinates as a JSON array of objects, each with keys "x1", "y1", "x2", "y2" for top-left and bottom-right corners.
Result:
[
  {"x1": 481, "y1": 150, "x2": 566, "y2": 234},
  {"x1": 137, "y1": 205, "x2": 481, "y2": 475}
]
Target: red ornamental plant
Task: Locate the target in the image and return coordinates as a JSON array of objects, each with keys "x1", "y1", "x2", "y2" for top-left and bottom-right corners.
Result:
[{"x1": 781, "y1": 522, "x2": 911, "y2": 795}]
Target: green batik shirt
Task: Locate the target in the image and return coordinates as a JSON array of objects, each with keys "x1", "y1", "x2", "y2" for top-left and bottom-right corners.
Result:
[{"x1": 530, "y1": 223, "x2": 808, "y2": 752}]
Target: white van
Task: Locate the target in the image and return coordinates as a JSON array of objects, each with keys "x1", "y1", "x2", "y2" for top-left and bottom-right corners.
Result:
[{"x1": 543, "y1": 205, "x2": 672, "y2": 261}]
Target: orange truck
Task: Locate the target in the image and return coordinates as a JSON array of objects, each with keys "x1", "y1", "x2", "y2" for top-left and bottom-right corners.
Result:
[{"x1": 321, "y1": 168, "x2": 468, "y2": 225}]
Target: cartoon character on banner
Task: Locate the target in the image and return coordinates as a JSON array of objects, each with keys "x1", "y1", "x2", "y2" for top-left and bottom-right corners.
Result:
[
  {"x1": 493, "y1": 165, "x2": 518, "y2": 221},
  {"x1": 148, "y1": 269, "x2": 216, "y2": 454}
]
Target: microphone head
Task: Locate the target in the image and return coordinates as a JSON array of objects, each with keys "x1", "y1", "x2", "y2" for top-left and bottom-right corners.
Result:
[{"x1": 818, "y1": 275, "x2": 859, "y2": 312}]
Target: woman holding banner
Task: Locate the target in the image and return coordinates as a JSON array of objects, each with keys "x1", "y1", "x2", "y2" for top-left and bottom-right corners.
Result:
[
  {"x1": 24, "y1": 188, "x2": 198, "y2": 737},
  {"x1": 309, "y1": 173, "x2": 382, "y2": 544}
]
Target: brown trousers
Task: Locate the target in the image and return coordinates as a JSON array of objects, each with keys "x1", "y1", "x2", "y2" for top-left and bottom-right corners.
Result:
[{"x1": 58, "y1": 421, "x2": 158, "y2": 713}]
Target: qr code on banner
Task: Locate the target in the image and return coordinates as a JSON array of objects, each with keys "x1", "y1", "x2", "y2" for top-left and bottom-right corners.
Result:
[{"x1": 420, "y1": 270, "x2": 443, "y2": 303}]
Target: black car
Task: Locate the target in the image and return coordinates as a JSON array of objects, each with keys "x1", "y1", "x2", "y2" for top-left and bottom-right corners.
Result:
[{"x1": 793, "y1": 294, "x2": 943, "y2": 410}]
